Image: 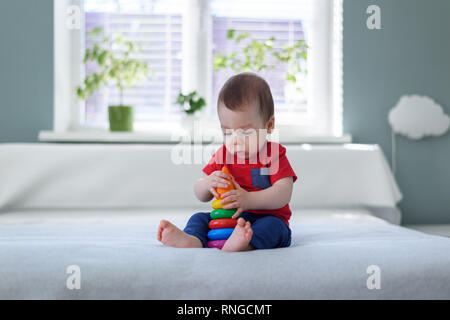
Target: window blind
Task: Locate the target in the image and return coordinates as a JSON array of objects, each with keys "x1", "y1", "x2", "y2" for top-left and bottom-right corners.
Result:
[
  {"x1": 84, "y1": 0, "x2": 183, "y2": 127},
  {"x1": 211, "y1": 0, "x2": 310, "y2": 124}
]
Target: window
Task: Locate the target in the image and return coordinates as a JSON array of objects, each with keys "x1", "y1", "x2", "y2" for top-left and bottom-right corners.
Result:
[
  {"x1": 51, "y1": 0, "x2": 343, "y2": 139},
  {"x1": 211, "y1": 0, "x2": 309, "y2": 125},
  {"x1": 84, "y1": 0, "x2": 183, "y2": 128}
]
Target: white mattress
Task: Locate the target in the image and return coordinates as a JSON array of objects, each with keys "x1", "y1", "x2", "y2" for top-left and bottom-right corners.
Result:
[{"x1": 1, "y1": 207, "x2": 449, "y2": 299}]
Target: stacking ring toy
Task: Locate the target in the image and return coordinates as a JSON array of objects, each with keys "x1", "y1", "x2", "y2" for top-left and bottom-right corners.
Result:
[
  {"x1": 210, "y1": 209, "x2": 236, "y2": 220},
  {"x1": 211, "y1": 199, "x2": 223, "y2": 210},
  {"x1": 209, "y1": 218, "x2": 237, "y2": 230},
  {"x1": 207, "y1": 228, "x2": 234, "y2": 240},
  {"x1": 215, "y1": 166, "x2": 235, "y2": 199},
  {"x1": 207, "y1": 239, "x2": 227, "y2": 249},
  {"x1": 203, "y1": 166, "x2": 238, "y2": 250}
]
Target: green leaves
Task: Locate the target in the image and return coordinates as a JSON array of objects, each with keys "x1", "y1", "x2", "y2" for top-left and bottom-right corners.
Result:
[
  {"x1": 76, "y1": 27, "x2": 151, "y2": 105},
  {"x1": 286, "y1": 73, "x2": 296, "y2": 82},
  {"x1": 235, "y1": 31, "x2": 250, "y2": 43},
  {"x1": 214, "y1": 31, "x2": 274, "y2": 73},
  {"x1": 213, "y1": 30, "x2": 309, "y2": 86},
  {"x1": 97, "y1": 50, "x2": 108, "y2": 66},
  {"x1": 89, "y1": 27, "x2": 102, "y2": 37},
  {"x1": 175, "y1": 91, "x2": 206, "y2": 115},
  {"x1": 227, "y1": 29, "x2": 235, "y2": 39}
]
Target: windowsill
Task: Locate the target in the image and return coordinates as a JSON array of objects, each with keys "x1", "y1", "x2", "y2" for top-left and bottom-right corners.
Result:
[
  {"x1": 405, "y1": 224, "x2": 450, "y2": 238},
  {"x1": 38, "y1": 129, "x2": 352, "y2": 144}
]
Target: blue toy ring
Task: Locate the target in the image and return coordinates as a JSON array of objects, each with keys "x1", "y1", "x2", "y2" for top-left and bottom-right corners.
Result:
[{"x1": 207, "y1": 228, "x2": 234, "y2": 240}]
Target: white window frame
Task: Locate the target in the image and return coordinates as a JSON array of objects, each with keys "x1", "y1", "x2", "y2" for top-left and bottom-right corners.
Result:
[
  {"x1": 42, "y1": 0, "x2": 350, "y2": 143},
  {"x1": 53, "y1": 0, "x2": 85, "y2": 133}
]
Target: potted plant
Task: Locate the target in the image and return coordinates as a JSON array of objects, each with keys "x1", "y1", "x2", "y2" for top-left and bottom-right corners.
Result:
[
  {"x1": 175, "y1": 91, "x2": 206, "y2": 132},
  {"x1": 76, "y1": 27, "x2": 150, "y2": 132}
]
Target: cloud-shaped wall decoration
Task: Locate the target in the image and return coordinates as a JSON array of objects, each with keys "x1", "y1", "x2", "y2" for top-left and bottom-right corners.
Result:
[{"x1": 388, "y1": 95, "x2": 450, "y2": 140}]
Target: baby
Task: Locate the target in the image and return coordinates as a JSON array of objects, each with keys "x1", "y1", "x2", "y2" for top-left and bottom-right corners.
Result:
[{"x1": 157, "y1": 72, "x2": 298, "y2": 252}]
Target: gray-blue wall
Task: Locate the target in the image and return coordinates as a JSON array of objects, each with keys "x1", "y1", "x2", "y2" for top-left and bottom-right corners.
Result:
[
  {"x1": 343, "y1": 0, "x2": 450, "y2": 225},
  {"x1": 0, "y1": 0, "x2": 449, "y2": 224},
  {"x1": 0, "y1": 0, "x2": 53, "y2": 142}
]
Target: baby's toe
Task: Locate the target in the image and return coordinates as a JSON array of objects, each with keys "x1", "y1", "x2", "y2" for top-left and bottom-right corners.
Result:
[
  {"x1": 157, "y1": 228, "x2": 162, "y2": 241},
  {"x1": 237, "y1": 217, "x2": 246, "y2": 227},
  {"x1": 245, "y1": 227, "x2": 253, "y2": 241},
  {"x1": 159, "y1": 219, "x2": 171, "y2": 229}
]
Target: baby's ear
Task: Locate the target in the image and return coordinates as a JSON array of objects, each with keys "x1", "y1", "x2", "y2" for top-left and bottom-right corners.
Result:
[{"x1": 266, "y1": 116, "x2": 275, "y2": 133}]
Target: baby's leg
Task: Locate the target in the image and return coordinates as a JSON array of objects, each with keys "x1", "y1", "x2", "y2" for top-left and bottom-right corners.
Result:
[
  {"x1": 221, "y1": 217, "x2": 254, "y2": 252},
  {"x1": 182, "y1": 212, "x2": 211, "y2": 248},
  {"x1": 249, "y1": 215, "x2": 291, "y2": 249},
  {"x1": 158, "y1": 212, "x2": 210, "y2": 248}
]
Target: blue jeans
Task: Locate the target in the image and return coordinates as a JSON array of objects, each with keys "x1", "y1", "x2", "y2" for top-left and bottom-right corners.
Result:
[{"x1": 183, "y1": 211, "x2": 291, "y2": 249}]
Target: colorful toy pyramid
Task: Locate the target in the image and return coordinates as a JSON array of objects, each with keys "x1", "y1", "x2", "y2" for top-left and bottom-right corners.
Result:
[{"x1": 206, "y1": 166, "x2": 237, "y2": 249}]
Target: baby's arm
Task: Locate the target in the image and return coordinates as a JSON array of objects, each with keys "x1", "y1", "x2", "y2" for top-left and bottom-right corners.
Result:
[
  {"x1": 221, "y1": 176, "x2": 294, "y2": 216},
  {"x1": 247, "y1": 177, "x2": 294, "y2": 210}
]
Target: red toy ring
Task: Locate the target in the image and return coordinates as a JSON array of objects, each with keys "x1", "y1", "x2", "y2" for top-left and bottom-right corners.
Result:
[{"x1": 209, "y1": 218, "x2": 237, "y2": 230}]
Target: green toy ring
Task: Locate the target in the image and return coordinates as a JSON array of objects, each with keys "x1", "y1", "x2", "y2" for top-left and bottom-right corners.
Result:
[{"x1": 210, "y1": 208, "x2": 237, "y2": 220}]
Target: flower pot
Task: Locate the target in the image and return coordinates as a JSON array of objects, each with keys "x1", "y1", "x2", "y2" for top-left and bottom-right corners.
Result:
[{"x1": 108, "y1": 105, "x2": 134, "y2": 132}]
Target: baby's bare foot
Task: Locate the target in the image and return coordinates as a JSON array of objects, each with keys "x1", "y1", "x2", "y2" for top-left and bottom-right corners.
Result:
[
  {"x1": 222, "y1": 218, "x2": 254, "y2": 252},
  {"x1": 157, "y1": 220, "x2": 202, "y2": 248}
]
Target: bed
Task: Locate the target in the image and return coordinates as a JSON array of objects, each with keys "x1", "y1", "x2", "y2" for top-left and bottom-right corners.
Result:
[{"x1": 0, "y1": 143, "x2": 449, "y2": 299}]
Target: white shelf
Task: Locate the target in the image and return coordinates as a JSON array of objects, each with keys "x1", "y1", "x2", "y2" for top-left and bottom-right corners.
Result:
[
  {"x1": 38, "y1": 130, "x2": 352, "y2": 144},
  {"x1": 39, "y1": 129, "x2": 192, "y2": 143}
]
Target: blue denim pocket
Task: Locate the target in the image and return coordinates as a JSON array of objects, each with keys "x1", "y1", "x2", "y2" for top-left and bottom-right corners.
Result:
[{"x1": 251, "y1": 168, "x2": 272, "y2": 189}]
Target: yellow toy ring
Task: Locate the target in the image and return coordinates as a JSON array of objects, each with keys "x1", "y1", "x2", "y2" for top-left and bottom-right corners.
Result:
[{"x1": 211, "y1": 199, "x2": 223, "y2": 209}]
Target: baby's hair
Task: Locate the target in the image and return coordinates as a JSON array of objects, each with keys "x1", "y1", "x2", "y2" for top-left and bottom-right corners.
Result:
[{"x1": 217, "y1": 72, "x2": 274, "y2": 123}]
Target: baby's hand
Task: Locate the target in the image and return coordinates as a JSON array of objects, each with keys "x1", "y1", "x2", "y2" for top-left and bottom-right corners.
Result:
[
  {"x1": 207, "y1": 170, "x2": 232, "y2": 199},
  {"x1": 220, "y1": 176, "x2": 250, "y2": 219}
]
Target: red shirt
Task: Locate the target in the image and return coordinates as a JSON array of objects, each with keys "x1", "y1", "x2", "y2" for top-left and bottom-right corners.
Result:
[{"x1": 202, "y1": 141, "x2": 298, "y2": 226}]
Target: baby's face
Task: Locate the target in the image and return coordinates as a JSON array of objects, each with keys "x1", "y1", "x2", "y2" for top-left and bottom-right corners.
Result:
[{"x1": 218, "y1": 102, "x2": 273, "y2": 160}]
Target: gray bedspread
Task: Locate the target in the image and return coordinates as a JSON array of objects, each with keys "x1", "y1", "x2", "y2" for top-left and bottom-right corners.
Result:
[{"x1": 1, "y1": 208, "x2": 449, "y2": 299}]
